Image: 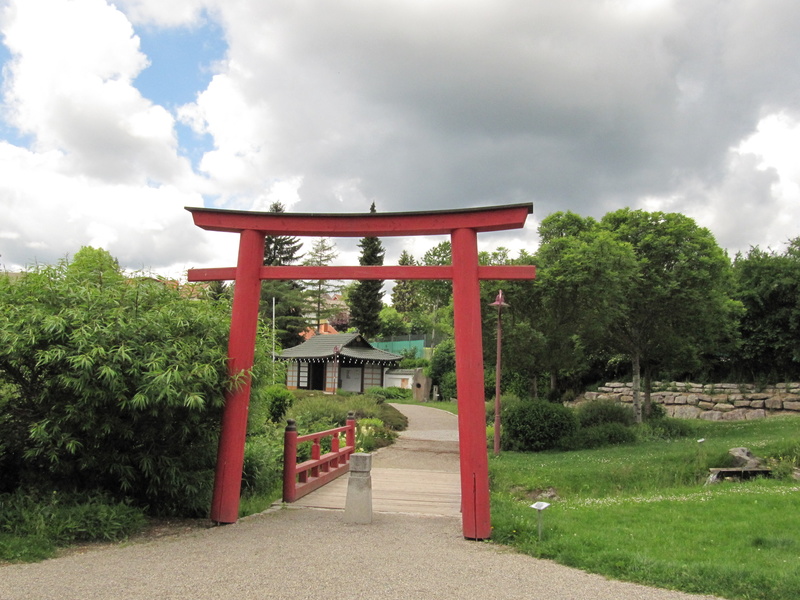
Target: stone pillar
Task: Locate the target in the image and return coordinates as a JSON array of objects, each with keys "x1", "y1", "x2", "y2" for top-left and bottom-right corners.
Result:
[{"x1": 344, "y1": 453, "x2": 373, "y2": 524}]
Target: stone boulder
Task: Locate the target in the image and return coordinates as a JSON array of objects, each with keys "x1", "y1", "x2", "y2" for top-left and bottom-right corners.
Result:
[{"x1": 728, "y1": 447, "x2": 762, "y2": 469}]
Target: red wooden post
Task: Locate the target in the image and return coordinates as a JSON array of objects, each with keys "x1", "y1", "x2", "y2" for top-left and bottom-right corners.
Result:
[
  {"x1": 210, "y1": 228, "x2": 265, "y2": 523},
  {"x1": 451, "y1": 227, "x2": 491, "y2": 540},
  {"x1": 311, "y1": 437, "x2": 321, "y2": 477},
  {"x1": 346, "y1": 412, "x2": 356, "y2": 450},
  {"x1": 283, "y1": 419, "x2": 298, "y2": 502},
  {"x1": 330, "y1": 435, "x2": 340, "y2": 470}
]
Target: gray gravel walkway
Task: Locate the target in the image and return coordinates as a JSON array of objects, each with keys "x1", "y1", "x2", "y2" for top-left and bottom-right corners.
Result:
[{"x1": 0, "y1": 403, "x2": 720, "y2": 600}]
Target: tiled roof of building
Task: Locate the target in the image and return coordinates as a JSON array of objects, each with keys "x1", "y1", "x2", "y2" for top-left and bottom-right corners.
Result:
[{"x1": 279, "y1": 332, "x2": 402, "y2": 363}]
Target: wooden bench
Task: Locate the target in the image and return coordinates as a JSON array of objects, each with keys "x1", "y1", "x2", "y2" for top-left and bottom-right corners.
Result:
[{"x1": 706, "y1": 467, "x2": 772, "y2": 485}]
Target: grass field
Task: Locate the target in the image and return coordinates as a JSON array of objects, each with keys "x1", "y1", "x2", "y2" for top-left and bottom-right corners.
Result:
[{"x1": 488, "y1": 415, "x2": 800, "y2": 600}]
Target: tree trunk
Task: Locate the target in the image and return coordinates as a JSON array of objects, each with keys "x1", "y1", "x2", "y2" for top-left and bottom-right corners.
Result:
[
  {"x1": 632, "y1": 351, "x2": 642, "y2": 424},
  {"x1": 643, "y1": 366, "x2": 652, "y2": 420},
  {"x1": 550, "y1": 372, "x2": 557, "y2": 394},
  {"x1": 532, "y1": 374, "x2": 539, "y2": 400}
]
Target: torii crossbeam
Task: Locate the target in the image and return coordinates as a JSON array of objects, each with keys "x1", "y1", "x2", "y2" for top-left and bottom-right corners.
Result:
[{"x1": 186, "y1": 203, "x2": 536, "y2": 539}]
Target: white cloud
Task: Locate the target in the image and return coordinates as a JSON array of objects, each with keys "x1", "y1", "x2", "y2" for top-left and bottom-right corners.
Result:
[
  {"x1": 112, "y1": 0, "x2": 212, "y2": 27},
  {"x1": 0, "y1": 141, "x2": 232, "y2": 273},
  {"x1": 0, "y1": 0, "x2": 229, "y2": 276},
  {"x1": 1, "y1": 0, "x2": 198, "y2": 186}
]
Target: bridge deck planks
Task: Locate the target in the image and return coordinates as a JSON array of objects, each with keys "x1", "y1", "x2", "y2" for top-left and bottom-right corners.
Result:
[{"x1": 290, "y1": 467, "x2": 461, "y2": 516}]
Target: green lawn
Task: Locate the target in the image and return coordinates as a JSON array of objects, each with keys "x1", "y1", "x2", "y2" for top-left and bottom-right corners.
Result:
[{"x1": 489, "y1": 416, "x2": 800, "y2": 600}]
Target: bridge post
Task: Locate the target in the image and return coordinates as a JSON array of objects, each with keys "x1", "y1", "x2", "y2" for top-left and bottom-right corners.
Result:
[
  {"x1": 451, "y1": 227, "x2": 491, "y2": 540},
  {"x1": 283, "y1": 420, "x2": 299, "y2": 502}
]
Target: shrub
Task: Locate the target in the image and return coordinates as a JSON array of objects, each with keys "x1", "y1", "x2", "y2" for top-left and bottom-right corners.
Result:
[
  {"x1": 264, "y1": 385, "x2": 295, "y2": 423},
  {"x1": 356, "y1": 418, "x2": 397, "y2": 452},
  {"x1": 399, "y1": 357, "x2": 429, "y2": 369},
  {"x1": 641, "y1": 417, "x2": 695, "y2": 441},
  {"x1": 427, "y1": 338, "x2": 455, "y2": 382},
  {"x1": 576, "y1": 399, "x2": 635, "y2": 428},
  {"x1": 0, "y1": 491, "x2": 145, "y2": 554},
  {"x1": 486, "y1": 394, "x2": 520, "y2": 425},
  {"x1": 501, "y1": 400, "x2": 578, "y2": 452},
  {"x1": 439, "y1": 372, "x2": 458, "y2": 401},
  {"x1": 241, "y1": 428, "x2": 283, "y2": 497},
  {"x1": 365, "y1": 386, "x2": 412, "y2": 401},
  {"x1": 560, "y1": 422, "x2": 638, "y2": 450},
  {"x1": 645, "y1": 401, "x2": 667, "y2": 421},
  {"x1": 427, "y1": 339, "x2": 456, "y2": 400},
  {"x1": 286, "y1": 392, "x2": 408, "y2": 432},
  {"x1": 0, "y1": 250, "x2": 275, "y2": 515}
]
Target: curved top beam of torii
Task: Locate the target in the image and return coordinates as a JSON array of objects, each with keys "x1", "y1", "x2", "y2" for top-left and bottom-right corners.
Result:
[
  {"x1": 185, "y1": 202, "x2": 532, "y2": 237},
  {"x1": 189, "y1": 202, "x2": 535, "y2": 541}
]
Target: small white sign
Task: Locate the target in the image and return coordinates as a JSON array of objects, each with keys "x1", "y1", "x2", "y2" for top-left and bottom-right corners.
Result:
[{"x1": 530, "y1": 502, "x2": 550, "y2": 511}]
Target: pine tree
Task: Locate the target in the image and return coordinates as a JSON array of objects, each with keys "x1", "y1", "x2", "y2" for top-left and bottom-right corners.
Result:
[
  {"x1": 348, "y1": 202, "x2": 385, "y2": 338},
  {"x1": 261, "y1": 201, "x2": 308, "y2": 349},
  {"x1": 302, "y1": 237, "x2": 341, "y2": 332},
  {"x1": 263, "y1": 201, "x2": 303, "y2": 266}
]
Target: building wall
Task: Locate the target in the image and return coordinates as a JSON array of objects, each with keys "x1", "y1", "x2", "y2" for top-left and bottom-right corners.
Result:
[
  {"x1": 287, "y1": 362, "x2": 309, "y2": 390},
  {"x1": 384, "y1": 372, "x2": 412, "y2": 389},
  {"x1": 339, "y1": 366, "x2": 363, "y2": 393},
  {"x1": 286, "y1": 361, "x2": 391, "y2": 392},
  {"x1": 363, "y1": 365, "x2": 384, "y2": 389},
  {"x1": 325, "y1": 362, "x2": 339, "y2": 394},
  {"x1": 287, "y1": 362, "x2": 299, "y2": 389}
]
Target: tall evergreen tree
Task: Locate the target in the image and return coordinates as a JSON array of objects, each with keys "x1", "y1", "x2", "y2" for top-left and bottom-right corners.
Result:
[
  {"x1": 302, "y1": 237, "x2": 341, "y2": 332},
  {"x1": 263, "y1": 201, "x2": 303, "y2": 266},
  {"x1": 348, "y1": 202, "x2": 385, "y2": 338},
  {"x1": 260, "y1": 201, "x2": 308, "y2": 349}
]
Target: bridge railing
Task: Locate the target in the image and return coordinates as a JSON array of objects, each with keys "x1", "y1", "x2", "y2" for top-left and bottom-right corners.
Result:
[{"x1": 282, "y1": 412, "x2": 356, "y2": 503}]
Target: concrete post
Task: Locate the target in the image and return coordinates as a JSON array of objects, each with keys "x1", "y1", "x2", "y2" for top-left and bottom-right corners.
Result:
[{"x1": 344, "y1": 453, "x2": 373, "y2": 524}]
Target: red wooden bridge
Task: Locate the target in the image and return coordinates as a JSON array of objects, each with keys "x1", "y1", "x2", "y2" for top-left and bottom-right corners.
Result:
[{"x1": 287, "y1": 403, "x2": 461, "y2": 517}]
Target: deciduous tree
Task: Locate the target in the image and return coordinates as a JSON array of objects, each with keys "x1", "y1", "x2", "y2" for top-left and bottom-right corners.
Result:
[
  {"x1": 732, "y1": 241, "x2": 800, "y2": 381},
  {"x1": 391, "y1": 250, "x2": 421, "y2": 315},
  {"x1": 600, "y1": 209, "x2": 740, "y2": 421}
]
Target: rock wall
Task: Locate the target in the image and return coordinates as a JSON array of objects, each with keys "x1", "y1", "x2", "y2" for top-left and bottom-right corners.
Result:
[{"x1": 580, "y1": 382, "x2": 800, "y2": 421}]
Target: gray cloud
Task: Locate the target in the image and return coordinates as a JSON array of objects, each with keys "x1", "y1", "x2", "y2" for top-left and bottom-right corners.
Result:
[{"x1": 198, "y1": 0, "x2": 800, "y2": 234}]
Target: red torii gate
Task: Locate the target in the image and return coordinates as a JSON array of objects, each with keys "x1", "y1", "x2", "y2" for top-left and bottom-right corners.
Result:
[{"x1": 186, "y1": 203, "x2": 536, "y2": 539}]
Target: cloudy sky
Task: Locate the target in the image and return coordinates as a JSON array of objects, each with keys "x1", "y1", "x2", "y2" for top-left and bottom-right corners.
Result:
[{"x1": 2, "y1": 0, "x2": 800, "y2": 279}]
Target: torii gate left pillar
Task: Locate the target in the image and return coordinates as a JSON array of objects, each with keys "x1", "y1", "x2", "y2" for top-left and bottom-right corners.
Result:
[{"x1": 186, "y1": 203, "x2": 535, "y2": 539}]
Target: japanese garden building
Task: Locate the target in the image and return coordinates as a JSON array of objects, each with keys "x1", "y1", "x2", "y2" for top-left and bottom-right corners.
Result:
[{"x1": 280, "y1": 332, "x2": 402, "y2": 393}]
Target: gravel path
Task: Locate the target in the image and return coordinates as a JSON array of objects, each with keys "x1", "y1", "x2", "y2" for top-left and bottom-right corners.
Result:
[{"x1": 0, "y1": 403, "x2": 720, "y2": 600}]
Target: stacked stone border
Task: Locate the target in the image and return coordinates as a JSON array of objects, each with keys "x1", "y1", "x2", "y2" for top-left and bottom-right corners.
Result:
[{"x1": 579, "y1": 382, "x2": 800, "y2": 421}]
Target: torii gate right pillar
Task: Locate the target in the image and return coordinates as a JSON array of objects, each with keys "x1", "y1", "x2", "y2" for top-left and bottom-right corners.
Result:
[{"x1": 451, "y1": 227, "x2": 491, "y2": 539}]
